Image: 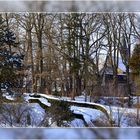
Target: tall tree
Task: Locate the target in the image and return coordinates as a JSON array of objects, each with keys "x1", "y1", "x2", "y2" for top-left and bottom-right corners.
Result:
[
  {"x1": 129, "y1": 43, "x2": 140, "y2": 123},
  {"x1": 129, "y1": 44, "x2": 140, "y2": 76},
  {"x1": 0, "y1": 14, "x2": 24, "y2": 95},
  {"x1": 32, "y1": 13, "x2": 45, "y2": 92},
  {"x1": 119, "y1": 13, "x2": 135, "y2": 106}
]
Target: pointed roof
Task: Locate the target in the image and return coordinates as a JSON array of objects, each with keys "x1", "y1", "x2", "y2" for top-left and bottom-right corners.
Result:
[{"x1": 100, "y1": 57, "x2": 126, "y2": 75}]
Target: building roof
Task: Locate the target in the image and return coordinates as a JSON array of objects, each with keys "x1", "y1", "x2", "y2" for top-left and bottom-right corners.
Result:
[
  {"x1": 118, "y1": 58, "x2": 126, "y2": 72},
  {"x1": 100, "y1": 57, "x2": 126, "y2": 75}
]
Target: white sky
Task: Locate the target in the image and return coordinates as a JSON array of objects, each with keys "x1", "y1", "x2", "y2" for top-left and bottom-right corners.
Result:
[{"x1": 0, "y1": 1, "x2": 140, "y2": 12}]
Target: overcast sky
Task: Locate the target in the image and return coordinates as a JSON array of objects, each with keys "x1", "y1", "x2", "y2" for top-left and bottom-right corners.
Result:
[{"x1": 0, "y1": 1, "x2": 140, "y2": 12}]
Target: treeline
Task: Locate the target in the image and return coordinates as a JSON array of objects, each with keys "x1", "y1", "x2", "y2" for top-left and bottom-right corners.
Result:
[{"x1": 0, "y1": 13, "x2": 140, "y2": 101}]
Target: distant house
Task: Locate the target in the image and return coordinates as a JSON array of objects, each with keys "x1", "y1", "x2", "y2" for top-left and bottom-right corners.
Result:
[{"x1": 100, "y1": 56, "x2": 127, "y2": 97}]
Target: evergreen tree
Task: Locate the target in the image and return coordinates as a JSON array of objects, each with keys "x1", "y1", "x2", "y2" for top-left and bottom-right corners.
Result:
[
  {"x1": 129, "y1": 44, "x2": 140, "y2": 75},
  {"x1": 129, "y1": 44, "x2": 140, "y2": 123},
  {"x1": 0, "y1": 14, "x2": 24, "y2": 93}
]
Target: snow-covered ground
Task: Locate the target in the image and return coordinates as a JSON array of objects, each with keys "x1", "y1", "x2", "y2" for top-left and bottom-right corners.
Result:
[
  {"x1": 106, "y1": 105, "x2": 139, "y2": 127},
  {"x1": 39, "y1": 93, "x2": 108, "y2": 113},
  {"x1": 29, "y1": 103, "x2": 45, "y2": 126},
  {"x1": 2, "y1": 92, "x2": 140, "y2": 127},
  {"x1": 69, "y1": 118, "x2": 85, "y2": 127},
  {"x1": 0, "y1": 103, "x2": 45, "y2": 127},
  {"x1": 39, "y1": 94, "x2": 140, "y2": 127},
  {"x1": 2, "y1": 93, "x2": 140, "y2": 140},
  {"x1": 24, "y1": 93, "x2": 51, "y2": 107},
  {"x1": 71, "y1": 106, "x2": 105, "y2": 126},
  {"x1": 22, "y1": 93, "x2": 140, "y2": 127},
  {"x1": 25, "y1": 94, "x2": 104, "y2": 126},
  {"x1": 2, "y1": 92, "x2": 15, "y2": 101}
]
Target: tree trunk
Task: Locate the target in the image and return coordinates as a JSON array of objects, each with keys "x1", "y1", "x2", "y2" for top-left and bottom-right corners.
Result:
[
  {"x1": 137, "y1": 96, "x2": 139, "y2": 124},
  {"x1": 126, "y1": 65, "x2": 132, "y2": 107}
]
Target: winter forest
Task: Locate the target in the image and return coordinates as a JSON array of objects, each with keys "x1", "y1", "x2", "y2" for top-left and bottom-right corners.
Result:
[{"x1": 1, "y1": 12, "x2": 140, "y2": 128}]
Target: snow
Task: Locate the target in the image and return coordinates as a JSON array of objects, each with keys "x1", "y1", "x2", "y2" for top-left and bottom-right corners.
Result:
[
  {"x1": 106, "y1": 105, "x2": 139, "y2": 127},
  {"x1": 69, "y1": 119, "x2": 85, "y2": 127},
  {"x1": 39, "y1": 93, "x2": 62, "y2": 101},
  {"x1": 24, "y1": 93, "x2": 51, "y2": 107},
  {"x1": 39, "y1": 93, "x2": 108, "y2": 114},
  {"x1": 29, "y1": 103, "x2": 45, "y2": 126},
  {"x1": 0, "y1": 103, "x2": 45, "y2": 127},
  {"x1": 27, "y1": 93, "x2": 111, "y2": 126},
  {"x1": 4, "y1": 95, "x2": 15, "y2": 101},
  {"x1": 118, "y1": 58, "x2": 126, "y2": 72},
  {"x1": 131, "y1": 96, "x2": 140, "y2": 105},
  {"x1": 37, "y1": 93, "x2": 140, "y2": 127},
  {"x1": 74, "y1": 95, "x2": 91, "y2": 102},
  {"x1": 22, "y1": 93, "x2": 110, "y2": 126},
  {"x1": 2, "y1": 92, "x2": 15, "y2": 101},
  {"x1": 47, "y1": 95, "x2": 91, "y2": 102},
  {"x1": 3, "y1": 92, "x2": 140, "y2": 127},
  {"x1": 71, "y1": 105, "x2": 105, "y2": 125},
  {"x1": 39, "y1": 98, "x2": 51, "y2": 107},
  {"x1": 106, "y1": 106, "x2": 137, "y2": 114}
]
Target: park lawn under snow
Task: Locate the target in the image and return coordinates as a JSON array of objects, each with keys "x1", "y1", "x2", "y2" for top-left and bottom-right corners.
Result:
[
  {"x1": 24, "y1": 93, "x2": 108, "y2": 126},
  {"x1": 37, "y1": 93, "x2": 140, "y2": 127},
  {"x1": 70, "y1": 105, "x2": 105, "y2": 126},
  {"x1": 70, "y1": 103, "x2": 140, "y2": 127},
  {"x1": 105, "y1": 105, "x2": 139, "y2": 127},
  {"x1": 3, "y1": 92, "x2": 140, "y2": 127},
  {"x1": 28, "y1": 93, "x2": 109, "y2": 125}
]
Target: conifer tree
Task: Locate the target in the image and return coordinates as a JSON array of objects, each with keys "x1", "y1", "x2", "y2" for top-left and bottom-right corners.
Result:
[
  {"x1": 0, "y1": 14, "x2": 24, "y2": 94},
  {"x1": 129, "y1": 44, "x2": 140, "y2": 75}
]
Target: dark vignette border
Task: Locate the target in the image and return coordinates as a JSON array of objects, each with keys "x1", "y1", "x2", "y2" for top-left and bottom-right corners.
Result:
[{"x1": 0, "y1": 0, "x2": 140, "y2": 139}]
